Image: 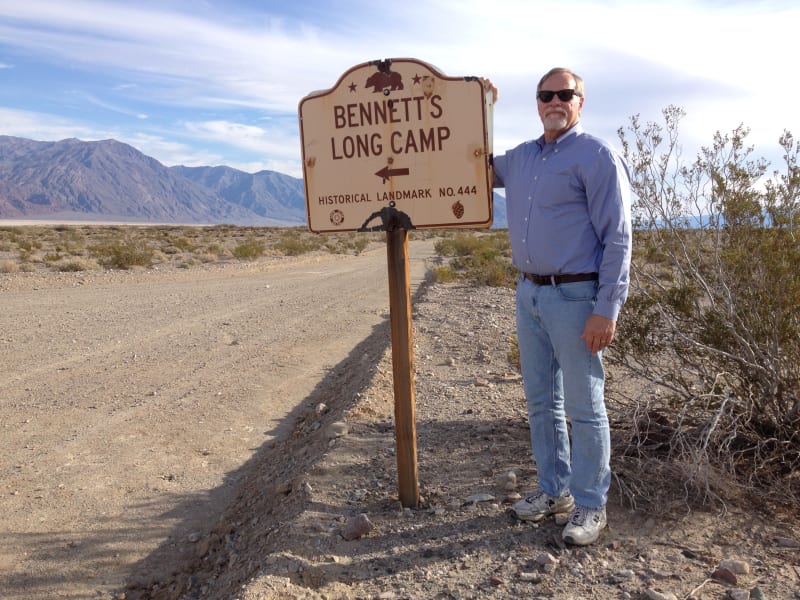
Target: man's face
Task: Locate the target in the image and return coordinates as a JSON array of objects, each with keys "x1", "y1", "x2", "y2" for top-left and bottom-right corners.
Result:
[{"x1": 537, "y1": 72, "x2": 584, "y2": 140}]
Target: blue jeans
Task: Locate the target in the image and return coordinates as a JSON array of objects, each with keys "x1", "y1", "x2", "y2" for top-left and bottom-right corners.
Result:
[{"x1": 515, "y1": 276, "x2": 610, "y2": 509}]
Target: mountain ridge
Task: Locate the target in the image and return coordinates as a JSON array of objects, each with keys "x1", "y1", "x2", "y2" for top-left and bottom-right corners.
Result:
[
  {"x1": 0, "y1": 135, "x2": 507, "y2": 228},
  {"x1": 0, "y1": 136, "x2": 306, "y2": 226}
]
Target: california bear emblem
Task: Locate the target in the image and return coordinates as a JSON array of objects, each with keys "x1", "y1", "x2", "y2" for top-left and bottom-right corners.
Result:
[{"x1": 365, "y1": 70, "x2": 404, "y2": 93}]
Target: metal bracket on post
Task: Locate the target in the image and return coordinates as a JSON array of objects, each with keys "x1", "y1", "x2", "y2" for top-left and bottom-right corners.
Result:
[
  {"x1": 358, "y1": 201, "x2": 417, "y2": 232},
  {"x1": 374, "y1": 58, "x2": 393, "y2": 74}
]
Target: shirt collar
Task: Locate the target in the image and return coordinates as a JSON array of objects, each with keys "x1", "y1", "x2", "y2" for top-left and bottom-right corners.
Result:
[{"x1": 536, "y1": 122, "x2": 583, "y2": 149}]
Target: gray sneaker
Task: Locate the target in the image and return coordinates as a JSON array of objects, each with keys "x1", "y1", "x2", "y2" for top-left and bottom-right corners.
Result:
[
  {"x1": 511, "y1": 489, "x2": 574, "y2": 522},
  {"x1": 562, "y1": 505, "x2": 607, "y2": 545}
]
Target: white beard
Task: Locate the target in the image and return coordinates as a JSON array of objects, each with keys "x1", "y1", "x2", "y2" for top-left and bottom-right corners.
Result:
[{"x1": 543, "y1": 112, "x2": 568, "y2": 132}]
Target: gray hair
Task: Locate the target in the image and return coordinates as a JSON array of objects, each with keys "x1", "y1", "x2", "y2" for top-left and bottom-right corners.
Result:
[{"x1": 537, "y1": 67, "x2": 584, "y2": 96}]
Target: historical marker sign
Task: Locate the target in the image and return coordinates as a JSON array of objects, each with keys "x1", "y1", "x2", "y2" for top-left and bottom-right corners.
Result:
[{"x1": 299, "y1": 58, "x2": 494, "y2": 233}]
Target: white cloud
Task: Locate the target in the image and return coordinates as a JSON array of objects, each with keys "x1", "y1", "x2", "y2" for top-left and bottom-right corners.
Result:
[
  {"x1": 123, "y1": 132, "x2": 222, "y2": 168},
  {"x1": 0, "y1": 107, "x2": 102, "y2": 141},
  {"x1": 0, "y1": 0, "x2": 357, "y2": 112},
  {"x1": 84, "y1": 94, "x2": 148, "y2": 120},
  {"x1": 182, "y1": 118, "x2": 299, "y2": 159},
  {"x1": 1, "y1": 0, "x2": 797, "y2": 176}
]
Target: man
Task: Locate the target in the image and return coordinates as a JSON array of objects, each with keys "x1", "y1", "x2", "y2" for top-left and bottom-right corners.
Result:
[{"x1": 487, "y1": 68, "x2": 632, "y2": 545}]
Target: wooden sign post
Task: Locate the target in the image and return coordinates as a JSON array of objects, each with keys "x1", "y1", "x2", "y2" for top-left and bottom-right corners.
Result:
[
  {"x1": 385, "y1": 227, "x2": 419, "y2": 507},
  {"x1": 299, "y1": 58, "x2": 493, "y2": 507}
]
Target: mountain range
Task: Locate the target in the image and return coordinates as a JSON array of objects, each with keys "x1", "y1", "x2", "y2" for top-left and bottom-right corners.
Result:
[{"x1": 0, "y1": 135, "x2": 507, "y2": 228}]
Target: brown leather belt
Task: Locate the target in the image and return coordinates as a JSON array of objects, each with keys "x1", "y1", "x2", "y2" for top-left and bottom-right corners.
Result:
[{"x1": 522, "y1": 272, "x2": 599, "y2": 286}]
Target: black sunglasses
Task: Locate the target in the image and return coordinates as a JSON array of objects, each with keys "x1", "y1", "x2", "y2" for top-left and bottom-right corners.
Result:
[{"x1": 536, "y1": 89, "x2": 581, "y2": 103}]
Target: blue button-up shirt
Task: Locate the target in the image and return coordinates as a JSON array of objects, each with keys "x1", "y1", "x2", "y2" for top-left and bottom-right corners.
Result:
[{"x1": 493, "y1": 123, "x2": 632, "y2": 321}]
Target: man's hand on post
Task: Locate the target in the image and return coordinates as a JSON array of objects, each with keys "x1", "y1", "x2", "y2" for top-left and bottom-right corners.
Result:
[{"x1": 481, "y1": 78, "x2": 498, "y2": 104}]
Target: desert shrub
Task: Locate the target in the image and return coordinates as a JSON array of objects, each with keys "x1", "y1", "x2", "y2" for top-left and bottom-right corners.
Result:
[
  {"x1": 427, "y1": 265, "x2": 458, "y2": 283},
  {"x1": 89, "y1": 239, "x2": 155, "y2": 269},
  {"x1": 323, "y1": 238, "x2": 358, "y2": 255},
  {"x1": 272, "y1": 230, "x2": 323, "y2": 256},
  {"x1": 205, "y1": 243, "x2": 228, "y2": 259},
  {"x1": 232, "y1": 239, "x2": 265, "y2": 260},
  {"x1": 507, "y1": 335, "x2": 520, "y2": 370},
  {"x1": 470, "y1": 258, "x2": 517, "y2": 287},
  {"x1": 17, "y1": 249, "x2": 34, "y2": 262},
  {"x1": 15, "y1": 237, "x2": 41, "y2": 252},
  {"x1": 0, "y1": 259, "x2": 19, "y2": 273},
  {"x1": 432, "y1": 232, "x2": 516, "y2": 287},
  {"x1": 352, "y1": 236, "x2": 370, "y2": 254},
  {"x1": 611, "y1": 107, "x2": 799, "y2": 510},
  {"x1": 171, "y1": 236, "x2": 194, "y2": 251},
  {"x1": 56, "y1": 259, "x2": 96, "y2": 272},
  {"x1": 434, "y1": 233, "x2": 485, "y2": 257}
]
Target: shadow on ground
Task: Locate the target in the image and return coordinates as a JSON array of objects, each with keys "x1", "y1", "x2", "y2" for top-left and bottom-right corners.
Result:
[{"x1": 122, "y1": 283, "x2": 433, "y2": 599}]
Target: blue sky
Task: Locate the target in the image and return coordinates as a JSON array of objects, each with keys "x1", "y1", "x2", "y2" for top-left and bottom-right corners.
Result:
[{"x1": 1, "y1": 0, "x2": 798, "y2": 178}]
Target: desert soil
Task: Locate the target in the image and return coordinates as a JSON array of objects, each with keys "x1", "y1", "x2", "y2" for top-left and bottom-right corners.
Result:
[{"x1": 1, "y1": 239, "x2": 798, "y2": 600}]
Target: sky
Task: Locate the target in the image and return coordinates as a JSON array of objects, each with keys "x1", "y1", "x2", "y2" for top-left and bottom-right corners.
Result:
[{"x1": 1, "y1": 0, "x2": 798, "y2": 179}]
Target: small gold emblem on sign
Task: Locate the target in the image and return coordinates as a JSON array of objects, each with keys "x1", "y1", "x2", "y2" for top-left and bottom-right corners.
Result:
[{"x1": 330, "y1": 210, "x2": 345, "y2": 226}]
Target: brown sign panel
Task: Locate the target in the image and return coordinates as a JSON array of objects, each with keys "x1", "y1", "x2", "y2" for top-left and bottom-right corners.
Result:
[{"x1": 299, "y1": 58, "x2": 494, "y2": 233}]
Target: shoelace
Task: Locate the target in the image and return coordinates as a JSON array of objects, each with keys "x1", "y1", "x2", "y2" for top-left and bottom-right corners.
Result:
[
  {"x1": 525, "y1": 491, "x2": 546, "y2": 504},
  {"x1": 569, "y1": 506, "x2": 589, "y2": 525}
]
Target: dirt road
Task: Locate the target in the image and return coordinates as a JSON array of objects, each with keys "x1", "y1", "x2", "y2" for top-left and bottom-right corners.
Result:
[{"x1": 0, "y1": 240, "x2": 434, "y2": 599}]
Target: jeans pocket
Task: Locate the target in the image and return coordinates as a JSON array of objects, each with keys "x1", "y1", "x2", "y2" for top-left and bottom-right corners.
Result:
[{"x1": 555, "y1": 281, "x2": 597, "y2": 302}]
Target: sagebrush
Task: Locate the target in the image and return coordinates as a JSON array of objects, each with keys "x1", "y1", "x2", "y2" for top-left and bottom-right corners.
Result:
[{"x1": 611, "y1": 106, "x2": 799, "y2": 510}]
